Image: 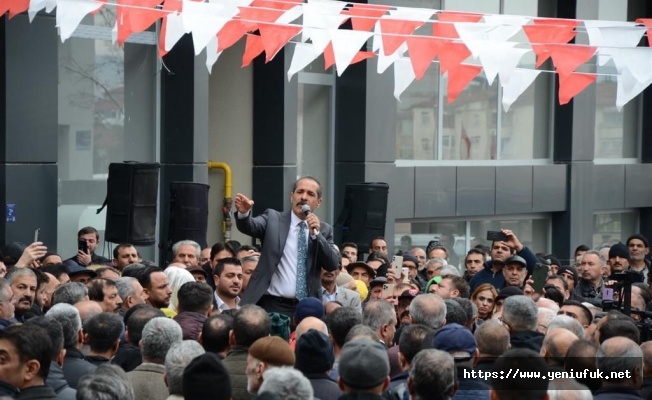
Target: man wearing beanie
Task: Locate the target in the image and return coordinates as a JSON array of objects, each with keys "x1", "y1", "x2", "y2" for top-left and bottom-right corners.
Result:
[
  {"x1": 183, "y1": 353, "x2": 232, "y2": 400},
  {"x1": 245, "y1": 336, "x2": 295, "y2": 396},
  {"x1": 627, "y1": 234, "x2": 650, "y2": 280},
  {"x1": 295, "y1": 329, "x2": 341, "y2": 400},
  {"x1": 337, "y1": 339, "x2": 390, "y2": 400},
  {"x1": 608, "y1": 243, "x2": 630, "y2": 273}
]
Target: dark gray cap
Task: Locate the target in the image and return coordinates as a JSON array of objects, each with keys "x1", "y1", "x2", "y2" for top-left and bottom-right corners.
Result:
[{"x1": 339, "y1": 338, "x2": 390, "y2": 389}]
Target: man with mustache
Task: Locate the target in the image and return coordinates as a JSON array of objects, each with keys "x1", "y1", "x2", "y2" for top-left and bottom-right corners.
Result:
[
  {"x1": 607, "y1": 243, "x2": 630, "y2": 273},
  {"x1": 234, "y1": 177, "x2": 339, "y2": 317},
  {"x1": 213, "y1": 257, "x2": 243, "y2": 313},
  {"x1": 139, "y1": 266, "x2": 173, "y2": 312},
  {"x1": 5, "y1": 267, "x2": 37, "y2": 323},
  {"x1": 320, "y1": 266, "x2": 361, "y2": 311},
  {"x1": 87, "y1": 278, "x2": 123, "y2": 314}
]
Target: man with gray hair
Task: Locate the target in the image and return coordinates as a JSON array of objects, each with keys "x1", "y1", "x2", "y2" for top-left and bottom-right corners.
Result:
[
  {"x1": 407, "y1": 349, "x2": 456, "y2": 400},
  {"x1": 258, "y1": 367, "x2": 314, "y2": 400},
  {"x1": 5, "y1": 267, "x2": 37, "y2": 322},
  {"x1": 501, "y1": 295, "x2": 544, "y2": 352},
  {"x1": 362, "y1": 300, "x2": 397, "y2": 347},
  {"x1": 127, "y1": 317, "x2": 182, "y2": 400},
  {"x1": 547, "y1": 315, "x2": 585, "y2": 339},
  {"x1": 46, "y1": 303, "x2": 96, "y2": 388},
  {"x1": 172, "y1": 240, "x2": 201, "y2": 268},
  {"x1": 51, "y1": 282, "x2": 88, "y2": 306},
  {"x1": 407, "y1": 294, "x2": 447, "y2": 330},
  {"x1": 164, "y1": 340, "x2": 205, "y2": 400},
  {"x1": 115, "y1": 277, "x2": 147, "y2": 314},
  {"x1": 574, "y1": 250, "x2": 607, "y2": 307},
  {"x1": 240, "y1": 255, "x2": 258, "y2": 295},
  {"x1": 593, "y1": 337, "x2": 644, "y2": 399},
  {"x1": 77, "y1": 364, "x2": 135, "y2": 400},
  {"x1": 473, "y1": 320, "x2": 510, "y2": 384},
  {"x1": 0, "y1": 278, "x2": 15, "y2": 327}
]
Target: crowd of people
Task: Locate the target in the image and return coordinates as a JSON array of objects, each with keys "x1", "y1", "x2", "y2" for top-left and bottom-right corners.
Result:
[{"x1": 0, "y1": 176, "x2": 650, "y2": 400}]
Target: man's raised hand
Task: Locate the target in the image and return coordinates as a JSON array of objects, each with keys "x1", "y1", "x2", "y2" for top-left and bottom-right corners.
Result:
[{"x1": 234, "y1": 193, "x2": 254, "y2": 215}]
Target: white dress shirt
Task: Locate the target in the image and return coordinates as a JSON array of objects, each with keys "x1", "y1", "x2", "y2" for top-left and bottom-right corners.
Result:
[
  {"x1": 214, "y1": 291, "x2": 241, "y2": 313},
  {"x1": 321, "y1": 286, "x2": 338, "y2": 303},
  {"x1": 238, "y1": 210, "x2": 312, "y2": 299}
]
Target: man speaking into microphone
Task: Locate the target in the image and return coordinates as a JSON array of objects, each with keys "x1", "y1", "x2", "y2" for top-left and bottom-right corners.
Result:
[{"x1": 234, "y1": 176, "x2": 339, "y2": 316}]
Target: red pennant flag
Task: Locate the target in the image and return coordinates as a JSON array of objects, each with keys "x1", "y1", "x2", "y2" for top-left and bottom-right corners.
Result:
[
  {"x1": 237, "y1": 6, "x2": 284, "y2": 31},
  {"x1": 217, "y1": 20, "x2": 249, "y2": 52},
  {"x1": 159, "y1": 0, "x2": 184, "y2": 59},
  {"x1": 258, "y1": 23, "x2": 302, "y2": 63},
  {"x1": 379, "y1": 19, "x2": 426, "y2": 56},
  {"x1": 447, "y1": 64, "x2": 483, "y2": 103},
  {"x1": 6, "y1": 0, "x2": 29, "y2": 19},
  {"x1": 406, "y1": 36, "x2": 441, "y2": 80},
  {"x1": 242, "y1": 34, "x2": 265, "y2": 67},
  {"x1": 324, "y1": 42, "x2": 374, "y2": 69},
  {"x1": 343, "y1": 4, "x2": 391, "y2": 32},
  {"x1": 437, "y1": 40, "x2": 470, "y2": 75},
  {"x1": 251, "y1": 0, "x2": 298, "y2": 11},
  {"x1": 117, "y1": 0, "x2": 164, "y2": 47},
  {"x1": 433, "y1": 11, "x2": 483, "y2": 39},
  {"x1": 523, "y1": 21, "x2": 577, "y2": 67},
  {"x1": 558, "y1": 72, "x2": 597, "y2": 105},
  {"x1": 545, "y1": 43, "x2": 596, "y2": 76},
  {"x1": 533, "y1": 17, "x2": 580, "y2": 28},
  {"x1": 636, "y1": 18, "x2": 652, "y2": 47}
]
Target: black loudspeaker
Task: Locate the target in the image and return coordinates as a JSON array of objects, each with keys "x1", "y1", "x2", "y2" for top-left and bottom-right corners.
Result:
[
  {"x1": 167, "y1": 182, "x2": 210, "y2": 249},
  {"x1": 334, "y1": 182, "x2": 389, "y2": 254},
  {"x1": 101, "y1": 162, "x2": 160, "y2": 246}
]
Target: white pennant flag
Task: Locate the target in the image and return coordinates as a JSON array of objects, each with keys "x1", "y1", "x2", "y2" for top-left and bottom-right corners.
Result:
[
  {"x1": 330, "y1": 29, "x2": 373, "y2": 76},
  {"x1": 388, "y1": 7, "x2": 435, "y2": 22},
  {"x1": 454, "y1": 22, "x2": 491, "y2": 59},
  {"x1": 372, "y1": 21, "x2": 382, "y2": 52},
  {"x1": 276, "y1": 5, "x2": 304, "y2": 25},
  {"x1": 610, "y1": 47, "x2": 652, "y2": 85},
  {"x1": 28, "y1": 0, "x2": 47, "y2": 22},
  {"x1": 183, "y1": 2, "x2": 237, "y2": 56},
  {"x1": 393, "y1": 57, "x2": 415, "y2": 101},
  {"x1": 307, "y1": 28, "x2": 332, "y2": 56},
  {"x1": 56, "y1": 0, "x2": 104, "y2": 42},
  {"x1": 475, "y1": 42, "x2": 529, "y2": 85},
  {"x1": 164, "y1": 12, "x2": 186, "y2": 52},
  {"x1": 501, "y1": 68, "x2": 542, "y2": 112},
  {"x1": 301, "y1": 0, "x2": 347, "y2": 42},
  {"x1": 483, "y1": 14, "x2": 530, "y2": 42},
  {"x1": 616, "y1": 67, "x2": 652, "y2": 111},
  {"x1": 288, "y1": 43, "x2": 319, "y2": 81},
  {"x1": 378, "y1": 42, "x2": 406, "y2": 74},
  {"x1": 583, "y1": 21, "x2": 644, "y2": 66},
  {"x1": 205, "y1": 35, "x2": 222, "y2": 74}
]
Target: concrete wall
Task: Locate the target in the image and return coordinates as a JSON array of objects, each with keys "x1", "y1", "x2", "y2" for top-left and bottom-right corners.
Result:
[{"x1": 207, "y1": 39, "x2": 254, "y2": 246}]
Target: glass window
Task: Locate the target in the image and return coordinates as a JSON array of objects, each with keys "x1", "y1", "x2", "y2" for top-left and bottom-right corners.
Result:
[
  {"x1": 593, "y1": 0, "x2": 637, "y2": 159},
  {"x1": 57, "y1": 13, "x2": 157, "y2": 261},
  {"x1": 593, "y1": 212, "x2": 639, "y2": 249},
  {"x1": 397, "y1": 0, "x2": 549, "y2": 161},
  {"x1": 396, "y1": 215, "x2": 549, "y2": 271}
]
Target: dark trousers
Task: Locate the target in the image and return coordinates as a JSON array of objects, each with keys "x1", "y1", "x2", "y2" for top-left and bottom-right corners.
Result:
[{"x1": 257, "y1": 295, "x2": 298, "y2": 319}]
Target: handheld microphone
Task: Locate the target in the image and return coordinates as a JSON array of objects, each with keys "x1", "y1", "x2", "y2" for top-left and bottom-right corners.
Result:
[{"x1": 301, "y1": 204, "x2": 319, "y2": 236}]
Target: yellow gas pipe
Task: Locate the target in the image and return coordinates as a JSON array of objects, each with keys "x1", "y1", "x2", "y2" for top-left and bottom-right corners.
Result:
[{"x1": 207, "y1": 161, "x2": 233, "y2": 241}]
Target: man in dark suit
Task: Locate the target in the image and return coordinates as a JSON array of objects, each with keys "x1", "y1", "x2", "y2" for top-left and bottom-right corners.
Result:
[{"x1": 234, "y1": 176, "x2": 339, "y2": 316}]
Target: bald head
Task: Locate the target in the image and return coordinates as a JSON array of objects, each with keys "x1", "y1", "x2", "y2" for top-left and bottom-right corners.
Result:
[
  {"x1": 537, "y1": 297, "x2": 560, "y2": 313},
  {"x1": 641, "y1": 342, "x2": 652, "y2": 376},
  {"x1": 295, "y1": 316, "x2": 328, "y2": 340},
  {"x1": 541, "y1": 328, "x2": 578, "y2": 365},
  {"x1": 598, "y1": 337, "x2": 643, "y2": 386},
  {"x1": 474, "y1": 320, "x2": 510, "y2": 357},
  {"x1": 74, "y1": 300, "x2": 103, "y2": 325}
]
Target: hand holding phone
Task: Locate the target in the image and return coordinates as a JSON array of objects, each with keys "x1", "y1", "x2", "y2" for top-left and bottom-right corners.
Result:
[
  {"x1": 532, "y1": 263, "x2": 549, "y2": 292},
  {"x1": 487, "y1": 230, "x2": 509, "y2": 242},
  {"x1": 602, "y1": 288, "x2": 614, "y2": 301},
  {"x1": 392, "y1": 256, "x2": 403, "y2": 279},
  {"x1": 382, "y1": 283, "x2": 395, "y2": 299}
]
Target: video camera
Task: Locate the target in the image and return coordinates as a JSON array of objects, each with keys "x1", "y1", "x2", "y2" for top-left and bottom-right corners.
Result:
[{"x1": 602, "y1": 270, "x2": 652, "y2": 341}]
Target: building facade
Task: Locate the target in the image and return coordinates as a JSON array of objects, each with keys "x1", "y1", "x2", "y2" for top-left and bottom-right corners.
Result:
[{"x1": 1, "y1": 0, "x2": 652, "y2": 264}]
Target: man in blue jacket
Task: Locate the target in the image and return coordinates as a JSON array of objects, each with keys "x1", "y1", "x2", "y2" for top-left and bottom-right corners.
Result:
[{"x1": 469, "y1": 230, "x2": 538, "y2": 293}]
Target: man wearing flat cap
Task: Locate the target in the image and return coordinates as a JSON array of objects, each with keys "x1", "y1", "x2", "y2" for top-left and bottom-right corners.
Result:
[
  {"x1": 337, "y1": 339, "x2": 390, "y2": 400},
  {"x1": 245, "y1": 336, "x2": 295, "y2": 397}
]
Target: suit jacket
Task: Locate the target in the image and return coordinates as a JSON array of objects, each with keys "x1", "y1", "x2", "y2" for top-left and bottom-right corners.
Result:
[
  {"x1": 335, "y1": 287, "x2": 362, "y2": 311},
  {"x1": 127, "y1": 363, "x2": 169, "y2": 400},
  {"x1": 236, "y1": 209, "x2": 339, "y2": 305}
]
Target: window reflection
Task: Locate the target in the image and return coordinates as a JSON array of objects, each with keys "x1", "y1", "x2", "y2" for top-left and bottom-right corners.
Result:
[{"x1": 593, "y1": 212, "x2": 638, "y2": 249}]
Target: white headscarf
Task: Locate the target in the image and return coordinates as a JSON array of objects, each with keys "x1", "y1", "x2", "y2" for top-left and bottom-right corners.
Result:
[{"x1": 164, "y1": 266, "x2": 196, "y2": 312}]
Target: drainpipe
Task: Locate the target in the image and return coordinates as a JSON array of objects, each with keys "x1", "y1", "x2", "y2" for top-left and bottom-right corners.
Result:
[{"x1": 207, "y1": 161, "x2": 233, "y2": 242}]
